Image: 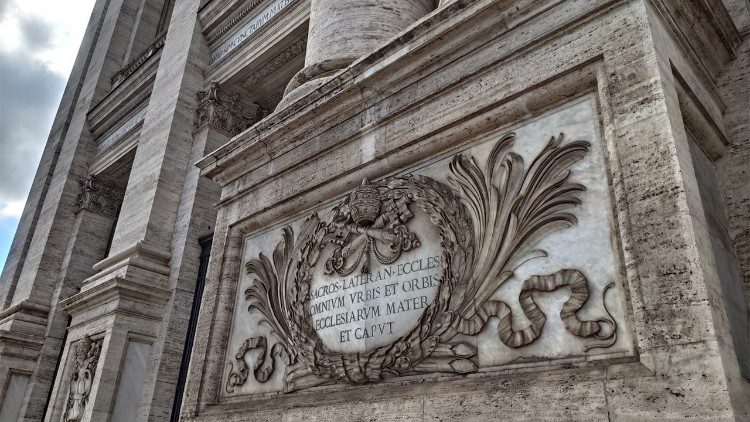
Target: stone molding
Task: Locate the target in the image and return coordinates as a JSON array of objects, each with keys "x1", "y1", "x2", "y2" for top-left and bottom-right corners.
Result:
[
  {"x1": 62, "y1": 276, "x2": 171, "y2": 321},
  {"x1": 0, "y1": 299, "x2": 50, "y2": 322},
  {"x1": 96, "y1": 107, "x2": 147, "y2": 154},
  {"x1": 241, "y1": 37, "x2": 307, "y2": 89},
  {"x1": 112, "y1": 31, "x2": 167, "y2": 86},
  {"x1": 0, "y1": 300, "x2": 50, "y2": 361},
  {"x1": 209, "y1": 0, "x2": 297, "y2": 65},
  {"x1": 206, "y1": 0, "x2": 265, "y2": 46},
  {"x1": 75, "y1": 177, "x2": 124, "y2": 219},
  {"x1": 196, "y1": 83, "x2": 260, "y2": 136}
]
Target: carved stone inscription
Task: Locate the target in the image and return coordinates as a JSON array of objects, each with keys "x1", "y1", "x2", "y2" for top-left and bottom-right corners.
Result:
[
  {"x1": 224, "y1": 98, "x2": 632, "y2": 396},
  {"x1": 310, "y1": 246, "x2": 443, "y2": 352},
  {"x1": 210, "y1": 0, "x2": 296, "y2": 65}
]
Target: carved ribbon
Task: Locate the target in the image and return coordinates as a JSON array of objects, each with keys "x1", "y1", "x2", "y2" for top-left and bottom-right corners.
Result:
[
  {"x1": 226, "y1": 336, "x2": 293, "y2": 393},
  {"x1": 455, "y1": 269, "x2": 617, "y2": 349}
]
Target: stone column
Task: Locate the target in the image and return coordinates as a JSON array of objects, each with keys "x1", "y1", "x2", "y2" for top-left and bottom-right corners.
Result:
[
  {"x1": 135, "y1": 86, "x2": 232, "y2": 420},
  {"x1": 280, "y1": 0, "x2": 434, "y2": 107},
  {"x1": 52, "y1": 3, "x2": 241, "y2": 420}
]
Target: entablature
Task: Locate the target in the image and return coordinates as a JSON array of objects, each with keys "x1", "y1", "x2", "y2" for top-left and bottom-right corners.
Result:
[
  {"x1": 88, "y1": 47, "x2": 159, "y2": 141},
  {"x1": 112, "y1": 30, "x2": 168, "y2": 88},
  {"x1": 201, "y1": 0, "x2": 309, "y2": 83},
  {"x1": 649, "y1": 0, "x2": 741, "y2": 85},
  {"x1": 86, "y1": 42, "x2": 160, "y2": 163}
]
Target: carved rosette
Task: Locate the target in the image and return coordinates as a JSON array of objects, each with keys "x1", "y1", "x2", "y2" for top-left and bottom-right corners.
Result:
[
  {"x1": 196, "y1": 83, "x2": 260, "y2": 136},
  {"x1": 66, "y1": 336, "x2": 102, "y2": 421},
  {"x1": 75, "y1": 177, "x2": 124, "y2": 218},
  {"x1": 227, "y1": 132, "x2": 619, "y2": 394}
]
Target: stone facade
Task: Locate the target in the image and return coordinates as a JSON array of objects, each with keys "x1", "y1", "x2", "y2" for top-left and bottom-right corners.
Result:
[{"x1": 0, "y1": 0, "x2": 748, "y2": 421}]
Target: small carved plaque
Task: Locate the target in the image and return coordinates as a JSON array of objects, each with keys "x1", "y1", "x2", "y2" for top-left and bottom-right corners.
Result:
[{"x1": 224, "y1": 98, "x2": 631, "y2": 396}]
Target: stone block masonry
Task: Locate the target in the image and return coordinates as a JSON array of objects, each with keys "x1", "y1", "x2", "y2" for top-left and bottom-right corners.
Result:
[{"x1": 1, "y1": 0, "x2": 749, "y2": 421}]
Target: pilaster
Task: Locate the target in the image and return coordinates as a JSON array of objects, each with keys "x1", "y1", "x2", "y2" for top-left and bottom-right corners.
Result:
[
  {"x1": 0, "y1": 0, "x2": 110, "y2": 309},
  {"x1": 137, "y1": 107, "x2": 226, "y2": 422},
  {"x1": 17, "y1": 176, "x2": 123, "y2": 420},
  {"x1": 0, "y1": 0, "x2": 154, "y2": 418},
  {"x1": 43, "y1": 0, "x2": 219, "y2": 420}
]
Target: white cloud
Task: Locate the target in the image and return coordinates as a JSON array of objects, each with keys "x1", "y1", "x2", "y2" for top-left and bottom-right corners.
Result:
[
  {"x1": 0, "y1": 0, "x2": 94, "y2": 257},
  {"x1": 0, "y1": 200, "x2": 25, "y2": 218},
  {"x1": 0, "y1": 0, "x2": 95, "y2": 75},
  {"x1": 0, "y1": 0, "x2": 94, "y2": 210}
]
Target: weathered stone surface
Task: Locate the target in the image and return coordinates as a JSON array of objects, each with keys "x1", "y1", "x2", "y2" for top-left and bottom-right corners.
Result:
[
  {"x1": 1, "y1": 0, "x2": 748, "y2": 420},
  {"x1": 222, "y1": 98, "x2": 632, "y2": 397}
]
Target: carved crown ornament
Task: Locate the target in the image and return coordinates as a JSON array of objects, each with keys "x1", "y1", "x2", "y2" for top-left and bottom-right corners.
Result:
[
  {"x1": 66, "y1": 336, "x2": 102, "y2": 421},
  {"x1": 196, "y1": 83, "x2": 262, "y2": 136},
  {"x1": 226, "y1": 132, "x2": 620, "y2": 394}
]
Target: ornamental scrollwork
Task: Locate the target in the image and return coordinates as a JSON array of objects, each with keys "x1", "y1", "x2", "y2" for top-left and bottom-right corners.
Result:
[{"x1": 226, "y1": 132, "x2": 618, "y2": 394}]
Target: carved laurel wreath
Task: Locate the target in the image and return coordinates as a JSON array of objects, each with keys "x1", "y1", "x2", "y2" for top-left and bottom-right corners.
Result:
[{"x1": 226, "y1": 133, "x2": 618, "y2": 393}]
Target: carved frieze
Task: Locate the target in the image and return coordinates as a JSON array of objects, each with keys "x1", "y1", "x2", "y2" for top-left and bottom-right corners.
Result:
[
  {"x1": 224, "y1": 99, "x2": 631, "y2": 396},
  {"x1": 75, "y1": 177, "x2": 124, "y2": 219},
  {"x1": 241, "y1": 37, "x2": 307, "y2": 89},
  {"x1": 206, "y1": 0, "x2": 265, "y2": 47},
  {"x1": 209, "y1": 0, "x2": 297, "y2": 65},
  {"x1": 66, "y1": 336, "x2": 102, "y2": 421},
  {"x1": 196, "y1": 83, "x2": 260, "y2": 136}
]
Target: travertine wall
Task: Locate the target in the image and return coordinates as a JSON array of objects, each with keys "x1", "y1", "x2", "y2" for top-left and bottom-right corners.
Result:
[
  {"x1": 1, "y1": 0, "x2": 221, "y2": 420},
  {"x1": 183, "y1": 0, "x2": 750, "y2": 420},
  {"x1": 717, "y1": 37, "x2": 750, "y2": 312},
  {"x1": 0, "y1": 0, "x2": 747, "y2": 420}
]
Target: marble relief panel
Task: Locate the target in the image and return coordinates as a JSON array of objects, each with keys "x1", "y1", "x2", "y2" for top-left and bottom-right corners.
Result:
[{"x1": 222, "y1": 96, "x2": 633, "y2": 397}]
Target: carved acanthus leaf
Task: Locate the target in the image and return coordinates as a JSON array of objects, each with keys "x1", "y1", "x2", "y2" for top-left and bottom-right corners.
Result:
[
  {"x1": 196, "y1": 83, "x2": 260, "y2": 136},
  {"x1": 75, "y1": 176, "x2": 124, "y2": 218}
]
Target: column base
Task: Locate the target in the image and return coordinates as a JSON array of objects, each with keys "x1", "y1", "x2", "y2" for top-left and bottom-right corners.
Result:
[{"x1": 277, "y1": 58, "x2": 357, "y2": 111}]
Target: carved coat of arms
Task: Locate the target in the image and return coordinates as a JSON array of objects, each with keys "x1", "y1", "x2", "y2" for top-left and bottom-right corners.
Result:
[
  {"x1": 66, "y1": 336, "x2": 101, "y2": 421},
  {"x1": 226, "y1": 133, "x2": 618, "y2": 393}
]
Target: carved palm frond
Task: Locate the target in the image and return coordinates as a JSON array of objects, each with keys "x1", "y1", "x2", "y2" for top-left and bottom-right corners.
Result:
[
  {"x1": 245, "y1": 227, "x2": 295, "y2": 344},
  {"x1": 448, "y1": 133, "x2": 589, "y2": 318}
]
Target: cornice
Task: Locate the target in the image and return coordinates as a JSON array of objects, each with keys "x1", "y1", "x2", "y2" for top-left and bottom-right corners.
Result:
[
  {"x1": 92, "y1": 241, "x2": 171, "y2": 274},
  {"x1": 62, "y1": 276, "x2": 171, "y2": 319},
  {"x1": 89, "y1": 53, "x2": 158, "y2": 138},
  {"x1": 648, "y1": 0, "x2": 741, "y2": 84},
  {"x1": 197, "y1": 0, "x2": 628, "y2": 201},
  {"x1": 241, "y1": 36, "x2": 306, "y2": 88},
  {"x1": 112, "y1": 31, "x2": 167, "y2": 86},
  {"x1": 204, "y1": 0, "x2": 308, "y2": 81},
  {"x1": 0, "y1": 300, "x2": 50, "y2": 321},
  {"x1": 205, "y1": 0, "x2": 265, "y2": 46},
  {"x1": 196, "y1": 0, "x2": 493, "y2": 178}
]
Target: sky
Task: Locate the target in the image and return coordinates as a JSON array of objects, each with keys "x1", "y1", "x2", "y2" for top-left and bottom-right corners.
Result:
[{"x1": 0, "y1": 0, "x2": 95, "y2": 271}]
